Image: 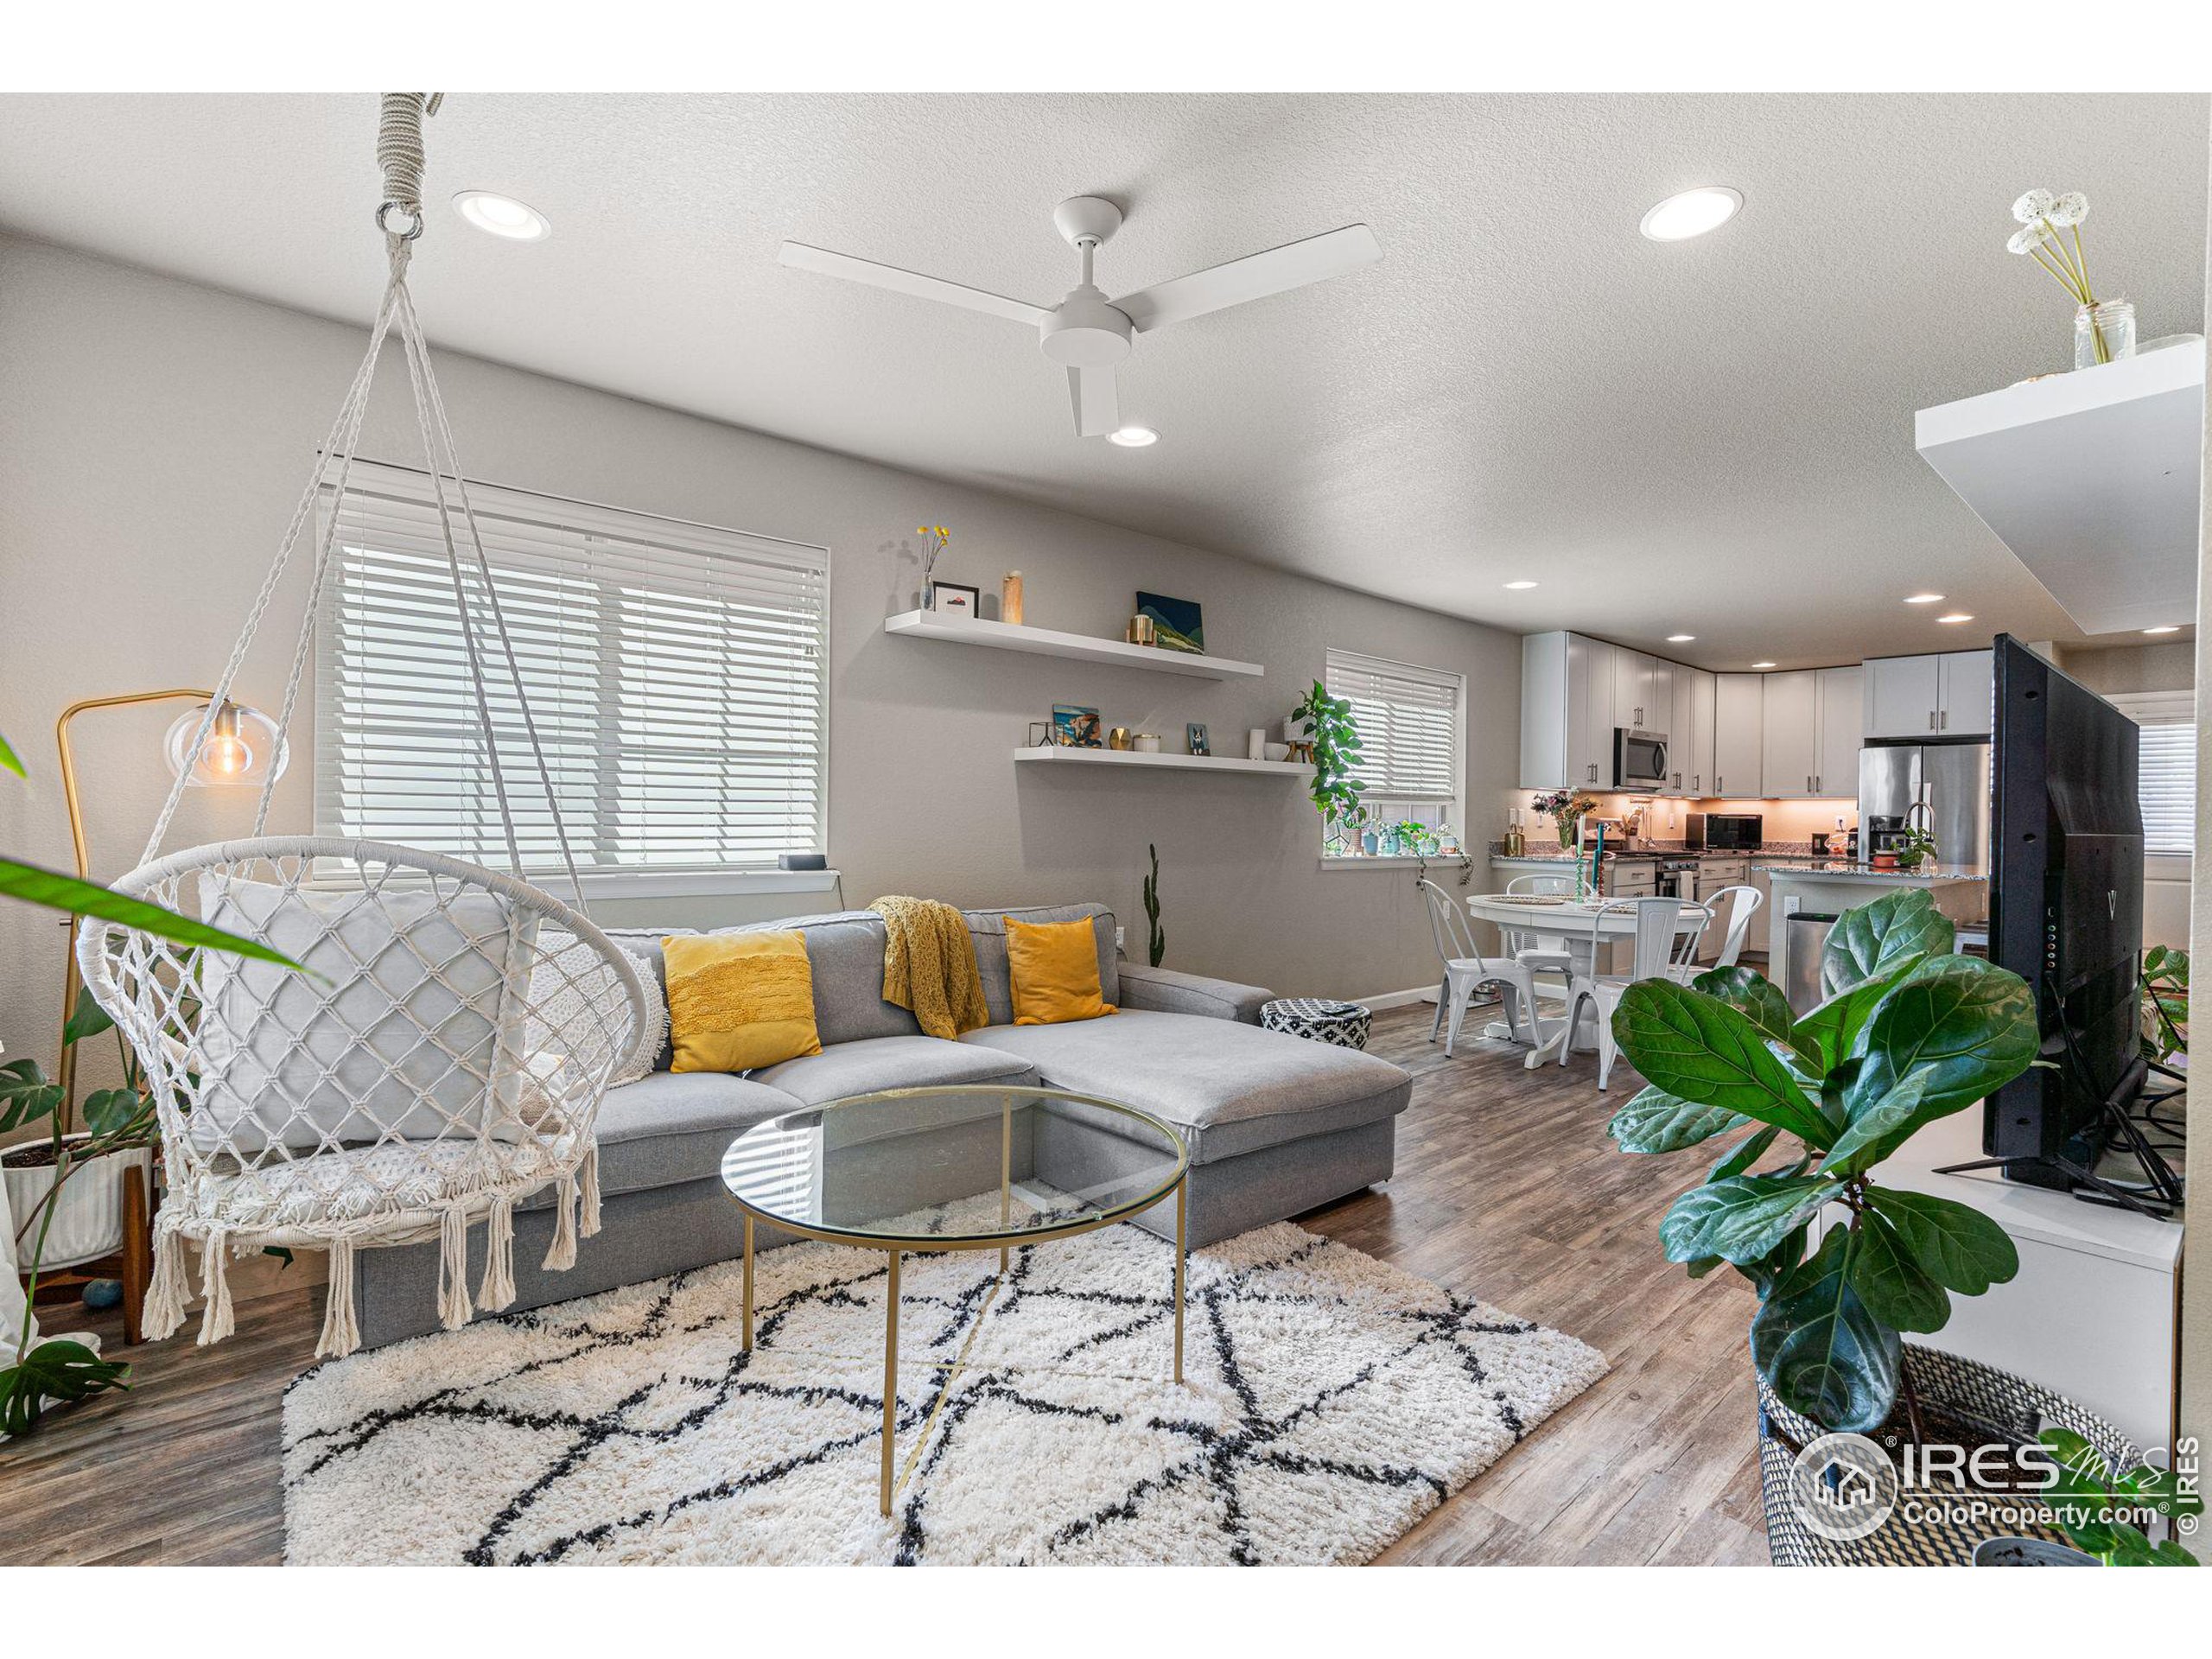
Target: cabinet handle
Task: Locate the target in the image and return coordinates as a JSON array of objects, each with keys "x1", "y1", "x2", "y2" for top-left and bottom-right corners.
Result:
[{"x1": 1940, "y1": 710, "x2": 1947, "y2": 730}]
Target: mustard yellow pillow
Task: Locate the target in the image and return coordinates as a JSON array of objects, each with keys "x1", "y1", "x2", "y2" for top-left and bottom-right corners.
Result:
[
  {"x1": 1004, "y1": 916, "x2": 1117, "y2": 1027},
  {"x1": 663, "y1": 931, "x2": 822, "y2": 1072}
]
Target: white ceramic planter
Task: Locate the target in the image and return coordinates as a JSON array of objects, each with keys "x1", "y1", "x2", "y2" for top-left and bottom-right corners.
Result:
[{"x1": 3, "y1": 1138, "x2": 150, "y2": 1272}]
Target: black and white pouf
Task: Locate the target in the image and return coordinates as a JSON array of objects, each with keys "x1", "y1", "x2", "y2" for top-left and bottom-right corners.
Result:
[{"x1": 1261, "y1": 997, "x2": 1372, "y2": 1051}]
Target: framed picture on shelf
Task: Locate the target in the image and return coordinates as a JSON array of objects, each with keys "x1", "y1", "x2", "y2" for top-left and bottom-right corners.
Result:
[
  {"x1": 1052, "y1": 704, "x2": 1103, "y2": 748},
  {"x1": 930, "y1": 581, "x2": 981, "y2": 617},
  {"x1": 1135, "y1": 590, "x2": 1205, "y2": 654},
  {"x1": 1186, "y1": 722, "x2": 1210, "y2": 756}
]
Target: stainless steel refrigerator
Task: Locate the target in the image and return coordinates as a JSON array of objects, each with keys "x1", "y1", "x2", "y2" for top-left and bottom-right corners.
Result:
[{"x1": 1858, "y1": 741, "x2": 1993, "y2": 874}]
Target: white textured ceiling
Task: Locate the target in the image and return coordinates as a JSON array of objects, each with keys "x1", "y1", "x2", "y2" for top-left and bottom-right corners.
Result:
[{"x1": 1, "y1": 92, "x2": 2204, "y2": 664}]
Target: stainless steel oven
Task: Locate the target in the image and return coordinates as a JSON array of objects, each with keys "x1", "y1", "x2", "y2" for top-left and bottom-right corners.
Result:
[{"x1": 1612, "y1": 728, "x2": 1669, "y2": 791}]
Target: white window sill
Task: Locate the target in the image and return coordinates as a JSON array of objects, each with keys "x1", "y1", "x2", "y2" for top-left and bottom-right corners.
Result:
[
  {"x1": 1319, "y1": 855, "x2": 1476, "y2": 871},
  {"x1": 530, "y1": 868, "x2": 842, "y2": 901}
]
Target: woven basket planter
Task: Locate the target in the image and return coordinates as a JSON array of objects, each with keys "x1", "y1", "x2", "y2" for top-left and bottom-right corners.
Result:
[{"x1": 1758, "y1": 1344, "x2": 2138, "y2": 1567}]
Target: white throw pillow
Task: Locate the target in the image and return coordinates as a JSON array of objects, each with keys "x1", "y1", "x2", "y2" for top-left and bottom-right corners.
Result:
[
  {"x1": 190, "y1": 874, "x2": 537, "y2": 1157},
  {"x1": 531, "y1": 929, "x2": 664, "y2": 1090}
]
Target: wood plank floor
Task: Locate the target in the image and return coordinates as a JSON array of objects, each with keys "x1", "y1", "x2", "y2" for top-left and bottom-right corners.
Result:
[{"x1": 0, "y1": 1005, "x2": 1768, "y2": 1566}]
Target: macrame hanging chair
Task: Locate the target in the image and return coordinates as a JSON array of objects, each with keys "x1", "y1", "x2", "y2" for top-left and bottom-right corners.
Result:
[{"x1": 75, "y1": 95, "x2": 648, "y2": 1359}]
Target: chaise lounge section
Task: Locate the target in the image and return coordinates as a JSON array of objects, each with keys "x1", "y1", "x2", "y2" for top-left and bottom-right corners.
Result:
[{"x1": 351, "y1": 903, "x2": 1410, "y2": 1349}]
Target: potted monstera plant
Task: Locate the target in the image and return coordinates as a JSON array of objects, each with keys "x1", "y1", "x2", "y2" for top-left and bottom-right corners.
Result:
[{"x1": 1606, "y1": 888, "x2": 2199, "y2": 1565}]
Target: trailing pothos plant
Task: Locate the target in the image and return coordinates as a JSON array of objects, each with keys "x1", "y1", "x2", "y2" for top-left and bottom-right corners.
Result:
[
  {"x1": 1290, "y1": 680, "x2": 1363, "y2": 836},
  {"x1": 1606, "y1": 888, "x2": 2038, "y2": 1437}
]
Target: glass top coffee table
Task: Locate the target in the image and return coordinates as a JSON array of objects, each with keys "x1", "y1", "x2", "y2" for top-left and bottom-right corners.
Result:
[{"x1": 719, "y1": 1083, "x2": 1191, "y2": 1516}]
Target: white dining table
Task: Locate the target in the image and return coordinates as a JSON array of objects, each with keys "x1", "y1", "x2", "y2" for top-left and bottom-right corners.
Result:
[{"x1": 1461, "y1": 893, "x2": 1709, "y2": 1069}]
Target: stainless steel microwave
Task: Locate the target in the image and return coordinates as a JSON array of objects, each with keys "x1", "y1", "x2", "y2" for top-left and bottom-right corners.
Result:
[
  {"x1": 1612, "y1": 728, "x2": 1669, "y2": 791},
  {"x1": 1686, "y1": 812, "x2": 1764, "y2": 851}
]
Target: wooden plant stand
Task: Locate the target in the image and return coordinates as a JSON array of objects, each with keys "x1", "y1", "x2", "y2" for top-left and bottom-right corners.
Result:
[{"x1": 20, "y1": 1160, "x2": 151, "y2": 1346}]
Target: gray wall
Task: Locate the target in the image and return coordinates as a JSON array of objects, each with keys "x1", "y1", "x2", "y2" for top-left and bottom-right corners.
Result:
[{"x1": 0, "y1": 233, "x2": 1523, "y2": 1081}]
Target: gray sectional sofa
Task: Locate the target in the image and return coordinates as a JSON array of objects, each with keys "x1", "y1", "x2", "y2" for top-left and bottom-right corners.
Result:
[{"x1": 353, "y1": 903, "x2": 1411, "y2": 1348}]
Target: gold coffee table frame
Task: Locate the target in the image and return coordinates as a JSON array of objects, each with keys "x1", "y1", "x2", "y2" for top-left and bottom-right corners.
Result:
[{"x1": 720, "y1": 1084, "x2": 1191, "y2": 1517}]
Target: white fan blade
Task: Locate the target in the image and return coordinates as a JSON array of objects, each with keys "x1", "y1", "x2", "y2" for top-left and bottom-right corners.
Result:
[
  {"x1": 779, "y1": 242, "x2": 1052, "y2": 327},
  {"x1": 1068, "y1": 365, "x2": 1119, "y2": 437},
  {"x1": 1110, "y1": 223, "x2": 1382, "y2": 334}
]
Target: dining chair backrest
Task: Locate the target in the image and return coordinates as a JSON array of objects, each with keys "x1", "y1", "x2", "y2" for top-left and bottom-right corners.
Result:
[
  {"x1": 1506, "y1": 872, "x2": 1577, "y2": 896},
  {"x1": 1588, "y1": 896, "x2": 1711, "y2": 982},
  {"x1": 1702, "y1": 884, "x2": 1764, "y2": 969},
  {"x1": 1420, "y1": 879, "x2": 1487, "y2": 969}
]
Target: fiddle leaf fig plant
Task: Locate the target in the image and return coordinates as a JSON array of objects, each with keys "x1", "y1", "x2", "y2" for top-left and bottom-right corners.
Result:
[
  {"x1": 1607, "y1": 888, "x2": 2039, "y2": 1435},
  {"x1": 1290, "y1": 679, "x2": 1363, "y2": 833}
]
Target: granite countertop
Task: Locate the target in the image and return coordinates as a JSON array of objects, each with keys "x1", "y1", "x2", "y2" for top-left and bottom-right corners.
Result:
[
  {"x1": 1755, "y1": 861, "x2": 1987, "y2": 884},
  {"x1": 1491, "y1": 847, "x2": 1833, "y2": 863}
]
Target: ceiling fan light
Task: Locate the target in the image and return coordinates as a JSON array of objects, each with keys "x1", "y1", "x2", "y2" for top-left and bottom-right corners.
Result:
[{"x1": 1108, "y1": 426, "x2": 1159, "y2": 448}]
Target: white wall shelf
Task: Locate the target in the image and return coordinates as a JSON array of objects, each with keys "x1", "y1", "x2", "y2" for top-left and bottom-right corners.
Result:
[
  {"x1": 886, "y1": 610, "x2": 1265, "y2": 680},
  {"x1": 1915, "y1": 338, "x2": 2204, "y2": 634},
  {"x1": 1014, "y1": 747, "x2": 1313, "y2": 778}
]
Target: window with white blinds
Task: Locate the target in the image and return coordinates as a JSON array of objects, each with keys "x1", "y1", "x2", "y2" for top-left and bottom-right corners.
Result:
[
  {"x1": 2107, "y1": 690, "x2": 2196, "y2": 856},
  {"x1": 316, "y1": 461, "x2": 829, "y2": 881},
  {"x1": 1325, "y1": 649, "x2": 1465, "y2": 826}
]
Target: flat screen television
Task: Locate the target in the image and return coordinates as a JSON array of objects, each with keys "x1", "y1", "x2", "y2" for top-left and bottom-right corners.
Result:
[{"x1": 1984, "y1": 634, "x2": 2145, "y2": 1189}]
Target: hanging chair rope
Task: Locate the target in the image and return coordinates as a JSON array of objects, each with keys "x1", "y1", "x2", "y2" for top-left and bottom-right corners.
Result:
[{"x1": 86, "y1": 93, "x2": 645, "y2": 1360}]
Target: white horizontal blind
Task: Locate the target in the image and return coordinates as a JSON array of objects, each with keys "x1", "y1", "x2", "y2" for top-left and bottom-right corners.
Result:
[
  {"x1": 1325, "y1": 649, "x2": 1465, "y2": 803},
  {"x1": 316, "y1": 461, "x2": 829, "y2": 877},
  {"x1": 2107, "y1": 690, "x2": 2196, "y2": 856}
]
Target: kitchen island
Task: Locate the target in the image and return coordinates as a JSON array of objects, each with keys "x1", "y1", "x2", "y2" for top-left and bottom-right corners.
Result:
[{"x1": 1758, "y1": 861, "x2": 1987, "y2": 1009}]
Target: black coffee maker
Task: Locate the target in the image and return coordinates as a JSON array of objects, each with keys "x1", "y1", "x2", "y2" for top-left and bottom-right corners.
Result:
[{"x1": 1864, "y1": 814, "x2": 1910, "y2": 859}]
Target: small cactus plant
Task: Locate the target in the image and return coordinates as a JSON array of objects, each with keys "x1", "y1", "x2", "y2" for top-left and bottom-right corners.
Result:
[{"x1": 1142, "y1": 843, "x2": 1165, "y2": 968}]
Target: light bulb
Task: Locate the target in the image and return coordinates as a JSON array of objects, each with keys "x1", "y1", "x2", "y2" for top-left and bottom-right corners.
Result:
[
  {"x1": 165, "y1": 699, "x2": 289, "y2": 788},
  {"x1": 202, "y1": 732, "x2": 252, "y2": 778}
]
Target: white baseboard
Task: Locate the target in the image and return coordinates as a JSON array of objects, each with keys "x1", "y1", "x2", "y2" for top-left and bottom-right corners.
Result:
[{"x1": 1354, "y1": 985, "x2": 1443, "y2": 1010}]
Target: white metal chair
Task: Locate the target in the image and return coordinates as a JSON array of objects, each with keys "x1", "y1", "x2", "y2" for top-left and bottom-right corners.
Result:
[
  {"x1": 1694, "y1": 884, "x2": 1764, "y2": 972},
  {"x1": 1560, "y1": 896, "x2": 1713, "y2": 1090},
  {"x1": 1420, "y1": 880, "x2": 1571, "y2": 1058},
  {"x1": 1502, "y1": 871, "x2": 1580, "y2": 976}
]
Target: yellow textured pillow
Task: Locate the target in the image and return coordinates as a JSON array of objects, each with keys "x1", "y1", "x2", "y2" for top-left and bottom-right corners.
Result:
[
  {"x1": 1004, "y1": 916, "x2": 1117, "y2": 1027},
  {"x1": 663, "y1": 931, "x2": 822, "y2": 1073}
]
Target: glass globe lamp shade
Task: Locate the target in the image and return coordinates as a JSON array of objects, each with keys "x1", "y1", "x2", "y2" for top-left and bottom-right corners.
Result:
[{"x1": 163, "y1": 700, "x2": 289, "y2": 788}]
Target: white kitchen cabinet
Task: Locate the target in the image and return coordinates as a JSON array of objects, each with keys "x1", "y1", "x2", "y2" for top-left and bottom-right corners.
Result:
[
  {"x1": 1522, "y1": 631, "x2": 1622, "y2": 790},
  {"x1": 1611, "y1": 649, "x2": 1660, "y2": 732},
  {"x1": 1760, "y1": 671, "x2": 1820, "y2": 798},
  {"x1": 1938, "y1": 649, "x2": 1993, "y2": 736},
  {"x1": 1864, "y1": 651, "x2": 1990, "y2": 739},
  {"x1": 1686, "y1": 669, "x2": 1716, "y2": 796},
  {"x1": 1815, "y1": 664, "x2": 1863, "y2": 797},
  {"x1": 1712, "y1": 674, "x2": 1764, "y2": 798},
  {"x1": 1864, "y1": 653, "x2": 1942, "y2": 738},
  {"x1": 1646, "y1": 658, "x2": 1676, "y2": 736}
]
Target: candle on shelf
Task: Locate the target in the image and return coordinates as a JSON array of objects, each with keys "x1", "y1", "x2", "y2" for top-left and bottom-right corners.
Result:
[{"x1": 1001, "y1": 570, "x2": 1024, "y2": 626}]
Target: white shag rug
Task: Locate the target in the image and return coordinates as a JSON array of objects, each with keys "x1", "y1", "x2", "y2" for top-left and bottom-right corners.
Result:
[{"x1": 283, "y1": 1195, "x2": 1605, "y2": 1565}]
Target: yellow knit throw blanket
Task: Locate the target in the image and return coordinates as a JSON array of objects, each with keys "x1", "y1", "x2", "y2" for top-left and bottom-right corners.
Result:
[{"x1": 869, "y1": 895, "x2": 990, "y2": 1039}]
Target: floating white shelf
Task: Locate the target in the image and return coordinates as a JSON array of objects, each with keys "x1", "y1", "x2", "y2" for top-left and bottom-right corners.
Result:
[
  {"x1": 1014, "y1": 747, "x2": 1313, "y2": 778},
  {"x1": 885, "y1": 610, "x2": 1265, "y2": 680},
  {"x1": 1914, "y1": 338, "x2": 2203, "y2": 635}
]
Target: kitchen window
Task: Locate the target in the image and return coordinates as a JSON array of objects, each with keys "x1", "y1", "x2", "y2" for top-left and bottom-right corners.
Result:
[
  {"x1": 1322, "y1": 648, "x2": 1465, "y2": 855},
  {"x1": 2107, "y1": 690, "x2": 2196, "y2": 857},
  {"x1": 316, "y1": 460, "x2": 830, "y2": 893}
]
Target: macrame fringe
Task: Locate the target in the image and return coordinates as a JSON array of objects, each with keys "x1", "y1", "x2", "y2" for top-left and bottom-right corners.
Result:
[
  {"x1": 479, "y1": 1196, "x2": 517, "y2": 1312},
  {"x1": 542, "y1": 1173, "x2": 580, "y2": 1271},
  {"x1": 319, "y1": 1236, "x2": 360, "y2": 1358},
  {"x1": 579, "y1": 1145, "x2": 601, "y2": 1239},
  {"x1": 143, "y1": 1221, "x2": 190, "y2": 1342},
  {"x1": 436, "y1": 1205, "x2": 473, "y2": 1331},
  {"x1": 197, "y1": 1230, "x2": 235, "y2": 1346}
]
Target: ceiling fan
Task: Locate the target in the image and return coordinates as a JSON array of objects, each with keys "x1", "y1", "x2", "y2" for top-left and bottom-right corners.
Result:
[{"x1": 779, "y1": 197, "x2": 1382, "y2": 438}]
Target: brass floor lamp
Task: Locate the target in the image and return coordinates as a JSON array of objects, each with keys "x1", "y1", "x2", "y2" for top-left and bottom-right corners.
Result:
[{"x1": 35, "y1": 690, "x2": 285, "y2": 1344}]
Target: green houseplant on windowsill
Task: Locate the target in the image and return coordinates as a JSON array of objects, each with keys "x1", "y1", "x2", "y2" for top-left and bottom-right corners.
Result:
[{"x1": 1290, "y1": 680, "x2": 1363, "y2": 840}]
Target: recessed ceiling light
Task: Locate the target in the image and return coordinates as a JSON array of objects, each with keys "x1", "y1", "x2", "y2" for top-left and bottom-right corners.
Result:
[
  {"x1": 1751, "y1": 660, "x2": 1777, "y2": 669},
  {"x1": 1107, "y1": 426, "x2": 1159, "y2": 448},
  {"x1": 2143, "y1": 625, "x2": 2181, "y2": 634},
  {"x1": 1666, "y1": 633, "x2": 1695, "y2": 643},
  {"x1": 1639, "y1": 186, "x2": 1742, "y2": 243},
  {"x1": 1936, "y1": 613, "x2": 1975, "y2": 625},
  {"x1": 452, "y1": 190, "x2": 550, "y2": 242},
  {"x1": 1904, "y1": 593, "x2": 1946, "y2": 604},
  {"x1": 1503, "y1": 580, "x2": 1538, "y2": 590}
]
